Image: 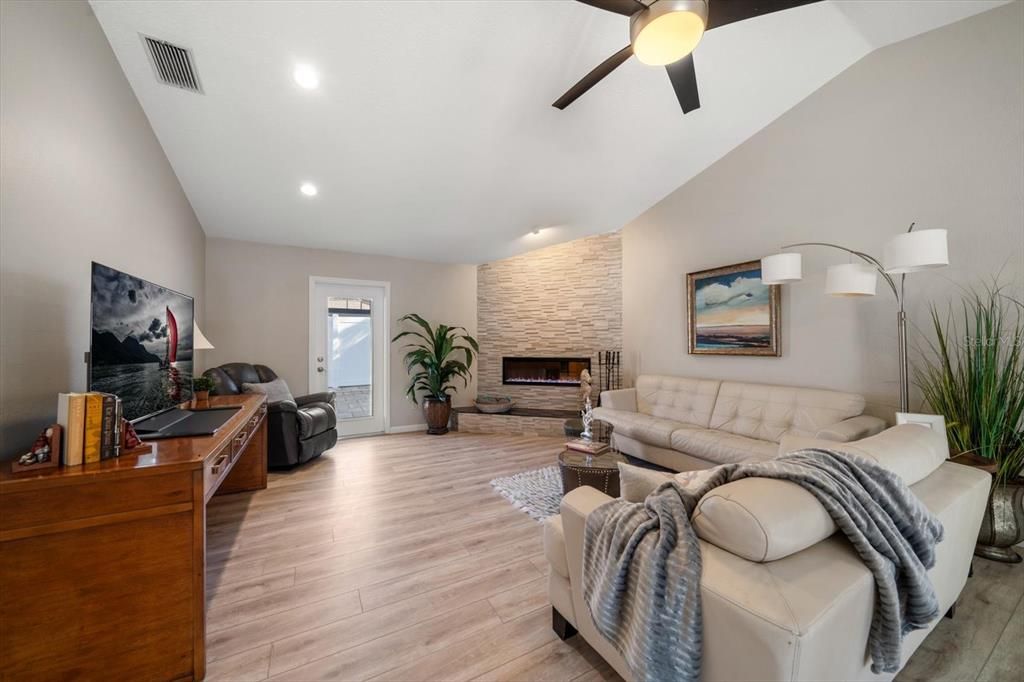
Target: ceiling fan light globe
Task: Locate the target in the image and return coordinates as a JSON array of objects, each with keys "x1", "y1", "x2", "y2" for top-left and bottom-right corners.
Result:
[{"x1": 631, "y1": 0, "x2": 708, "y2": 66}]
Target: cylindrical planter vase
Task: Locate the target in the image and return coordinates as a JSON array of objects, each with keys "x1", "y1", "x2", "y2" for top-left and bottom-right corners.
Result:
[
  {"x1": 976, "y1": 479, "x2": 1024, "y2": 564},
  {"x1": 422, "y1": 395, "x2": 452, "y2": 435}
]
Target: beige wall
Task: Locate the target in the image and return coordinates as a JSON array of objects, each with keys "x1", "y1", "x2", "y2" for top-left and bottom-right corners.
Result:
[
  {"x1": 622, "y1": 2, "x2": 1023, "y2": 418},
  {"x1": 204, "y1": 238, "x2": 477, "y2": 429},
  {"x1": 0, "y1": 0, "x2": 207, "y2": 458},
  {"x1": 477, "y1": 232, "x2": 622, "y2": 410}
]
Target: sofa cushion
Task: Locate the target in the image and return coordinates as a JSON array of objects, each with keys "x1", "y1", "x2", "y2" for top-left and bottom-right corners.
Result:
[
  {"x1": 591, "y1": 407, "x2": 686, "y2": 449},
  {"x1": 692, "y1": 478, "x2": 838, "y2": 562},
  {"x1": 618, "y1": 462, "x2": 674, "y2": 502},
  {"x1": 709, "y1": 382, "x2": 866, "y2": 443},
  {"x1": 778, "y1": 424, "x2": 949, "y2": 486},
  {"x1": 635, "y1": 375, "x2": 721, "y2": 428},
  {"x1": 544, "y1": 515, "x2": 569, "y2": 578},
  {"x1": 670, "y1": 427, "x2": 777, "y2": 465}
]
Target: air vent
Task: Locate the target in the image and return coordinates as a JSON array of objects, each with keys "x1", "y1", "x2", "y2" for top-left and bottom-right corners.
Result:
[{"x1": 142, "y1": 35, "x2": 203, "y2": 94}]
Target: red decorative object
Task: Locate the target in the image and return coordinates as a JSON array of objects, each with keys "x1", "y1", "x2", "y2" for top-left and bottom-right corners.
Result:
[
  {"x1": 122, "y1": 419, "x2": 143, "y2": 450},
  {"x1": 11, "y1": 424, "x2": 61, "y2": 473}
]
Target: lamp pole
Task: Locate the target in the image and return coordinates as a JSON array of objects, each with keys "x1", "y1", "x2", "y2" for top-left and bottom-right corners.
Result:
[{"x1": 778, "y1": 240, "x2": 910, "y2": 413}]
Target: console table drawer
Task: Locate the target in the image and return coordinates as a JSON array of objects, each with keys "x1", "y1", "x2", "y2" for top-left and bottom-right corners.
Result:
[{"x1": 0, "y1": 471, "x2": 192, "y2": 534}]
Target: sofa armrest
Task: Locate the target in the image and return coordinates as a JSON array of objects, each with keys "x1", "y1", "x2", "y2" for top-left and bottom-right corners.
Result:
[
  {"x1": 815, "y1": 415, "x2": 887, "y2": 442},
  {"x1": 296, "y1": 391, "x2": 336, "y2": 408},
  {"x1": 600, "y1": 388, "x2": 637, "y2": 412},
  {"x1": 559, "y1": 487, "x2": 615, "y2": 588}
]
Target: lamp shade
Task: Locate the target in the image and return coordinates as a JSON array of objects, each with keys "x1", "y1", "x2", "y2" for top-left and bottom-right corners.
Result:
[
  {"x1": 883, "y1": 228, "x2": 948, "y2": 274},
  {"x1": 825, "y1": 263, "x2": 877, "y2": 296},
  {"x1": 760, "y1": 253, "x2": 802, "y2": 284},
  {"x1": 193, "y1": 323, "x2": 215, "y2": 350}
]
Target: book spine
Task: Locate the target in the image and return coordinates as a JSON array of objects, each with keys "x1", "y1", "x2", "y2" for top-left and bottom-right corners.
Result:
[
  {"x1": 83, "y1": 393, "x2": 103, "y2": 464},
  {"x1": 66, "y1": 394, "x2": 86, "y2": 466},
  {"x1": 99, "y1": 394, "x2": 116, "y2": 460},
  {"x1": 113, "y1": 397, "x2": 123, "y2": 457},
  {"x1": 56, "y1": 393, "x2": 71, "y2": 465}
]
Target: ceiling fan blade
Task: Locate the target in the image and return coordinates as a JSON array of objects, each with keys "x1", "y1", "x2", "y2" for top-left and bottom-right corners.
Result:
[
  {"x1": 575, "y1": 0, "x2": 646, "y2": 16},
  {"x1": 706, "y1": 0, "x2": 823, "y2": 31},
  {"x1": 552, "y1": 45, "x2": 634, "y2": 110},
  {"x1": 666, "y1": 53, "x2": 700, "y2": 113}
]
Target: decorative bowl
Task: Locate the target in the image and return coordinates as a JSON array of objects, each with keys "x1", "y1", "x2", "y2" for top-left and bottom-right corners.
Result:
[{"x1": 475, "y1": 395, "x2": 515, "y2": 414}]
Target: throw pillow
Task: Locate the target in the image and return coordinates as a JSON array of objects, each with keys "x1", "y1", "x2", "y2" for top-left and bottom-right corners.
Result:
[
  {"x1": 618, "y1": 462, "x2": 673, "y2": 502},
  {"x1": 242, "y1": 377, "x2": 294, "y2": 404}
]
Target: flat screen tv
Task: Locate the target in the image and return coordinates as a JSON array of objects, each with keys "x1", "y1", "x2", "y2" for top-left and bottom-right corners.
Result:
[{"x1": 88, "y1": 262, "x2": 194, "y2": 422}]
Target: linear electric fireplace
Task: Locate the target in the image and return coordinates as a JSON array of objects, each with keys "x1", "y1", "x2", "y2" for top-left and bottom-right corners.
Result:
[{"x1": 502, "y1": 357, "x2": 591, "y2": 386}]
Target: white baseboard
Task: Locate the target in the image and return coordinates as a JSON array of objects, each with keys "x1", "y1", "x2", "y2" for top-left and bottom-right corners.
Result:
[{"x1": 386, "y1": 423, "x2": 428, "y2": 434}]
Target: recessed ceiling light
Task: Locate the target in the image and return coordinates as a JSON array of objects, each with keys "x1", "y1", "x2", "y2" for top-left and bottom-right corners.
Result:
[
  {"x1": 300, "y1": 182, "x2": 318, "y2": 197},
  {"x1": 293, "y1": 64, "x2": 320, "y2": 89}
]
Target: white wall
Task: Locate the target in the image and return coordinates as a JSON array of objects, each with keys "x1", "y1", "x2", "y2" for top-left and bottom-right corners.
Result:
[
  {"x1": 622, "y1": 2, "x2": 1023, "y2": 418},
  {"x1": 0, "y1": 0, "x2": 207, "y2": 458},
  {"x1": 204, "y1": 238, "x2": 477, "y2": 429}
]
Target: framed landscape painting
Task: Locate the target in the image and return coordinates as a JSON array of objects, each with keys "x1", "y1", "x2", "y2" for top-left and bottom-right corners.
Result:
[{"x1": 687, "y1": 260, "x2": 780, "y2": 356}]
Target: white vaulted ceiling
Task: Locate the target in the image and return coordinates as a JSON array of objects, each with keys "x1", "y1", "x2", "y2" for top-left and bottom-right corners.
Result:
[{"x1": 90, "y1": 0, "x2": 1007, "y2": 263}]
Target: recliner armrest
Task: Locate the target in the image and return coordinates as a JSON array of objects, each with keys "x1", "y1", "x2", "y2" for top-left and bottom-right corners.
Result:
[
  {"x1": 268, "y1": 399, "x2": 299, "y2": 414},
  {"x1": 815, "y1": 415, "x2": 887, "y2": 442},
  {"x1": 599, "y1": 388, "x2": 637, "y2": 412},
  {"x1": 296, "y1": 391, "x2": 336, "y2": 408}
]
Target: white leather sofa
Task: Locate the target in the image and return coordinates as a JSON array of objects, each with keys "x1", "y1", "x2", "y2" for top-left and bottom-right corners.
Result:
[
  {"x1": 544, "y1": 425, "x2": 990, "y2": 682},
  {"x1": 594, "y1": 375, "x2": 887, "y2": 471}
]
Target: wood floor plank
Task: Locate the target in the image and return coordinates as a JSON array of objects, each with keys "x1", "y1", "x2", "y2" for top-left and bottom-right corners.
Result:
[
  {"x1": 365, "y1": 608, "x2": 558, "y2": 682},
  {"x1": 977, "y1": 592, "x2": 1024, "y2": 682},
  {"x1": 471, "y1": 637, "x2": 598, "y2": 682},
  {"x1": 205, "y1": 644, "x2": 272, "y2": 682},
  {"x1": 359, "y1": 541, "x2": 542, "y2": 611},
  {"x1": 269, "y1": 601, "x2": 502, "y2": 681},
  {"x1": 266, "y1": 561, "x2": 543, "y2": 676},
  {"x1": 207, "y1": 590, "x2": 362, "y2": 663},
  {"x1": 488, "y1": 577, "x2": 550, "y2": 623}
]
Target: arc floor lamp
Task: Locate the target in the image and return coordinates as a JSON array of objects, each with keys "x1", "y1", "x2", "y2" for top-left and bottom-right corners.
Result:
[{"x1": 760, "y1": 223, "x2": 949, "y2": 413}]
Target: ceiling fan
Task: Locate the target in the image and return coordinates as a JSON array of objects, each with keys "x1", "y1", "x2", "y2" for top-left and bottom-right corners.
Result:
[{"x1": 553, "y1": 0, "x2": 822, "y2": 114}]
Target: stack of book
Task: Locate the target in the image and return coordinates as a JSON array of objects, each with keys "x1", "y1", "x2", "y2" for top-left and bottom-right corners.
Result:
[
  {"x1": 55, "y1": 392, "x2": 122, "y2": 466},
  {"x1": 565, "y1": 438, "x2": 609, "y2": 455}
]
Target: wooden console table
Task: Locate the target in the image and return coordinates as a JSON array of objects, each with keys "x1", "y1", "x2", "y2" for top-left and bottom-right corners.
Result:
[{"x1": 0, "y1": 394, "x2": 268, "y2": 681}]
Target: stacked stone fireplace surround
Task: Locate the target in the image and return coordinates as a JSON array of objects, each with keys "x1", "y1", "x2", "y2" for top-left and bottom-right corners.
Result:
[{"x1": 455, "y1": 232, "x2": 622, "y2": 436}]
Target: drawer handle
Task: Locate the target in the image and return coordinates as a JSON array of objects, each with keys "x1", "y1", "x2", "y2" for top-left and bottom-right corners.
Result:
[{"x1": 210, "y1": 453, "x2": 229, "y2": 475}]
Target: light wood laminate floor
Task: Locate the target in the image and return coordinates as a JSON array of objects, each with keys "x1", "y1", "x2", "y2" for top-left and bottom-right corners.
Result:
[{"x1": 205, "y1": 432, "x2": 1023, "y2": 681}]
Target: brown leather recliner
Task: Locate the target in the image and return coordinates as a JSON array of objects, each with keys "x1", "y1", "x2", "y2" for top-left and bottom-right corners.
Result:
[{"x1": 203, "y1": 363, "x2": 337, "y2": 468}]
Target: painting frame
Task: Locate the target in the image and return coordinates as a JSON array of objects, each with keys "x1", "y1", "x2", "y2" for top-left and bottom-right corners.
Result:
[{"x1": 686, "y1": 260, "x2": 781, "y2": 357}]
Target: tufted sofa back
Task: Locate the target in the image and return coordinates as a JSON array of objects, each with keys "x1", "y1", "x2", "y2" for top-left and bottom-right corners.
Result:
[
  {"x1": 709, "y1": 381, "x2": 866, "y2": 443},
  {"x1": 636, "y1": 375, "x2": 721, "y2": 428}
]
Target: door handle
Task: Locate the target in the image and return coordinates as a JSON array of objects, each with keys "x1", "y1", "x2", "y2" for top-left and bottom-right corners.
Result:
[{"x1": 317, "y1": 367, "x2": 325, "y2": 372}]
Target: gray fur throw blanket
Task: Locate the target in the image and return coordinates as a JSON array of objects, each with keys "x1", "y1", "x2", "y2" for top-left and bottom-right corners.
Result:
[{"x1": 582, "y1": 448, "x2": 944, "y2": 682}]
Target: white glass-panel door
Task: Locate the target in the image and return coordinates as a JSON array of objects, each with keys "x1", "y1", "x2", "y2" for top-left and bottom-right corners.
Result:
[{"x1": 309, "y1": 278, "x2": 387, "y2": 436}]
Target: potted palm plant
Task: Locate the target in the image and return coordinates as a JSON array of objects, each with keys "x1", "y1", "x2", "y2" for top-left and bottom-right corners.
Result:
[
  {"x1": 915, "y1": 283, "x2": 1024, "y2": 562},
  {"x1": 392, "y1": 313, "x2": 479, "y2": 435}
]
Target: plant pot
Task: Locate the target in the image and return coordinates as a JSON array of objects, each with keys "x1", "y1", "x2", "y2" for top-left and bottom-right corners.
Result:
[
  {"x1": 192, "y1": 390, "x2": 210, "y2": 410},
  {"x1": 422, "y1": 395, "x2": 452, "y2": 435},
  {"x1": 954, "y1": 452, "x2": 1024, "y2": 563},
  {"x1": 976, "y1": 479, "x2": 1024, "y2": 564}
]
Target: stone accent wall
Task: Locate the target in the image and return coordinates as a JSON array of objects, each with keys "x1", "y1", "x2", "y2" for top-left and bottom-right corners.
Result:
[
  {"x1": 454, "y1": 411, "x2": 568, "y2": 437},
  {"x1": 477, "y1": 232, "x2": 623, "y2": 410}
]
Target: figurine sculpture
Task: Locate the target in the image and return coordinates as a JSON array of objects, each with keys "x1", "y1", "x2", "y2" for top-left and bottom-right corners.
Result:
[
  {"x1": 12, "y1": 424, "x2": 61, "y2": 472},
  {"x1": 578, "y1": 368, "x2": 593, "y2": 409},
  {"x1": 581, "y1": 395, "x2": 594, "y2": 441}
]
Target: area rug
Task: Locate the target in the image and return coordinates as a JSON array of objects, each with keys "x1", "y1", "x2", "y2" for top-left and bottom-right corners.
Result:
[{"x1": 490, "y1": 466, "x2": 563, "y2": 521}]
